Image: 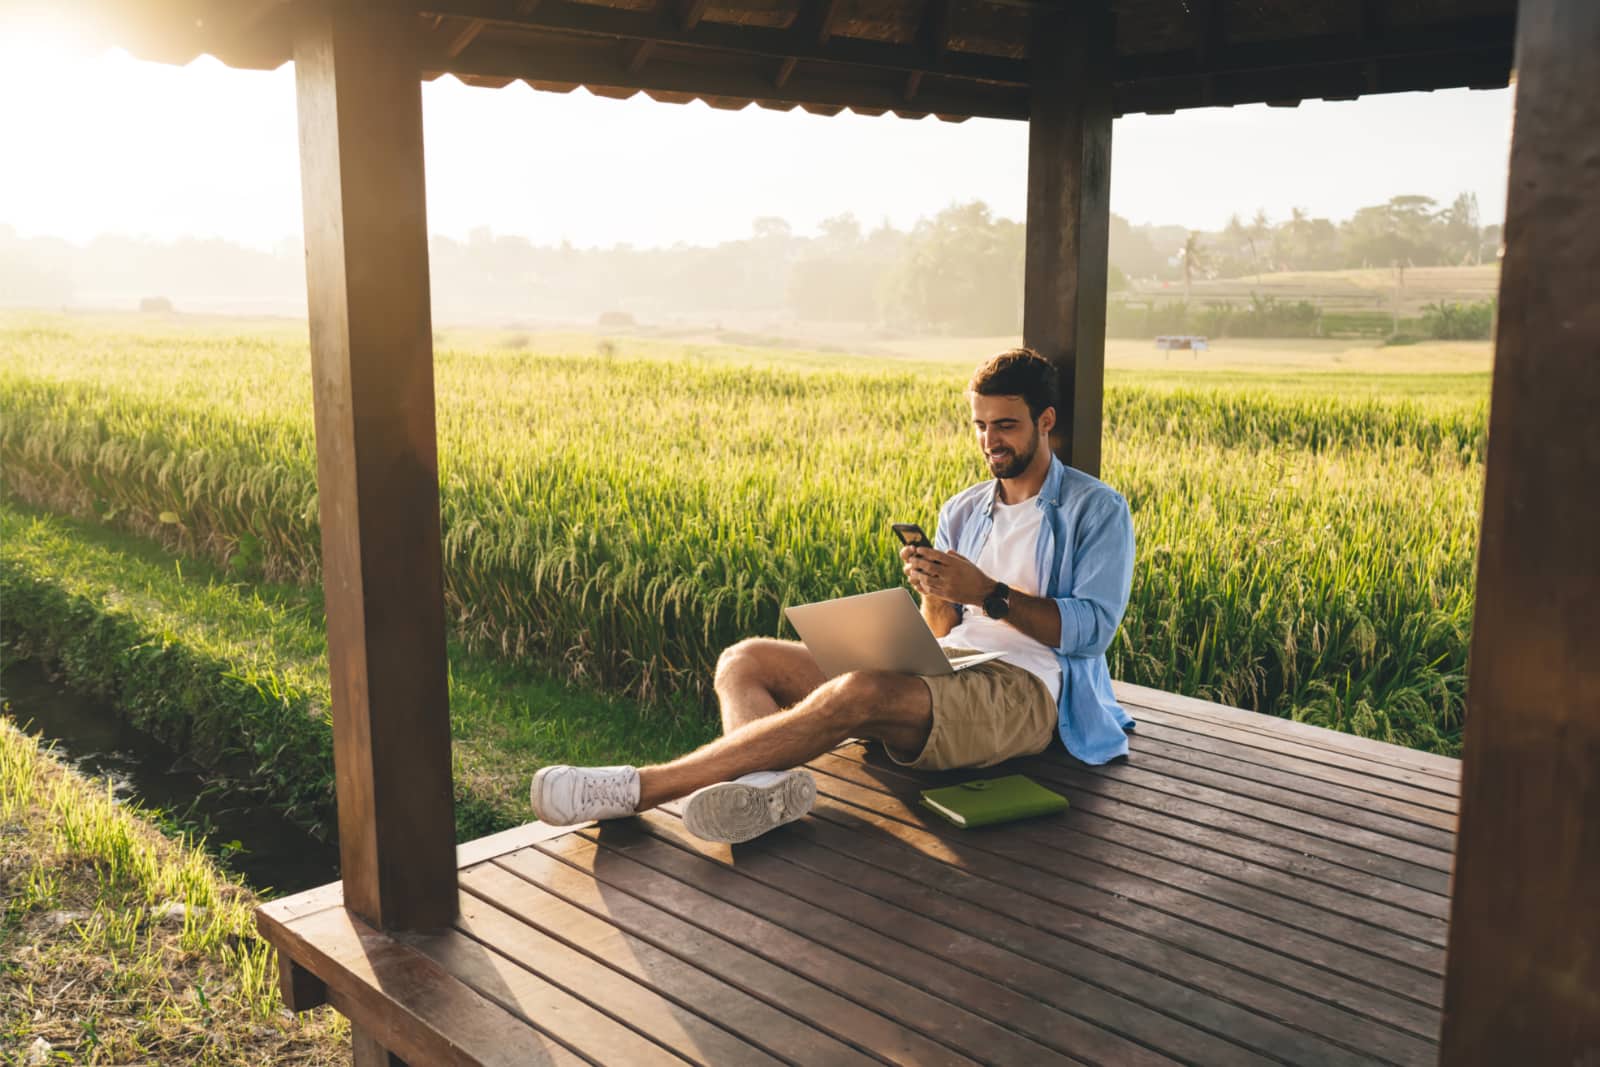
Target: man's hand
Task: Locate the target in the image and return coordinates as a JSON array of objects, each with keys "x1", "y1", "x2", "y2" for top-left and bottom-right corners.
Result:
[{"x1": 901, "y1": 545, "x2": 995, "y2": 606}]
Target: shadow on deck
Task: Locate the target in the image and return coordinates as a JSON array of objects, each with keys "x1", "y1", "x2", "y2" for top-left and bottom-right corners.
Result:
[{"x1": 259, "y1": 681, "x2": 1458, "y2": 1066}]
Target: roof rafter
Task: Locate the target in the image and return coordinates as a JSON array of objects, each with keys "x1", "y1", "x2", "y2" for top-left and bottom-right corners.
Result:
[
  {"x1": 420, "y1": 0, "x2": 1027, "y2": 84},
  {"x1": 419, "y1": 1, "x2": 1513, "y2": 107},
  {"x1": 441, "y1": 38, "x2": 1025, "y2": 119}
]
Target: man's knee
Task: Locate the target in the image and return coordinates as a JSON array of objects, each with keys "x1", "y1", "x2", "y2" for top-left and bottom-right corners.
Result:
[
  {"x1": 824, "y1": 671, "x2": 902, "y2": 729},
  {"x1": 714, "y1": 638, "x2": 767, "y2": 687}
]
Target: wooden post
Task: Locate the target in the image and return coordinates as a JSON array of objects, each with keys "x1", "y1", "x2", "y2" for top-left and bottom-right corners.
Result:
[
  {"x1": 353, "y1": 1026, "x2": 409, "y2": 1067},
  {"x1": 1440, "y1": 1, "x2": 1600, "y2": 1061},
  {"x1": 293, "y1": 7, "x2": 458, "y2": 932},
  {"x1": 1023, "y1": 3, "x2": 1113, "y2": 476}
]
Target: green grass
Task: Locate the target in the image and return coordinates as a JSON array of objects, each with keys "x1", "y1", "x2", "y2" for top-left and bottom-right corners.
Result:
[
  {"x1": 0, "y1": 503, "x2": 716, "y2": 841},
  {"x1": 0, "y1": 310, "x2": 1489, "y2": 755},
  {"x1": 0, "y1": 717, "x2": 349, "y2": 1064}
]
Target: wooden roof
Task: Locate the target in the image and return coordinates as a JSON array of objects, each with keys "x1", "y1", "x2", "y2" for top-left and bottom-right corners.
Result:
[{"x1": 95, "y1": 0, "x2": 1514, "y2": 122}]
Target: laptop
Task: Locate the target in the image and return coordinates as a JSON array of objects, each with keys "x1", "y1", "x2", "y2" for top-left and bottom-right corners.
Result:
[{"x1": 784, "y1": 588, "x2": 1008, "y2": 679}]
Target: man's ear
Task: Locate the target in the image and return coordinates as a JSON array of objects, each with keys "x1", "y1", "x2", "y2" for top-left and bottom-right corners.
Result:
[{"x1": 1037, "y1": 406, "x2": 1057, "y2": 436}]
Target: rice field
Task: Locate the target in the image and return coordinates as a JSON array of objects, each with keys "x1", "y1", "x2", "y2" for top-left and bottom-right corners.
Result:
[{"x1": 0, "y1": 311, "x2": 1488, "y2": 754}]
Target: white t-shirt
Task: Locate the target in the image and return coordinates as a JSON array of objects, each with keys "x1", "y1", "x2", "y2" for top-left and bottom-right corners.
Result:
[{"x1": 937, "y1": 495, "x2": 1062, "y2": 703}]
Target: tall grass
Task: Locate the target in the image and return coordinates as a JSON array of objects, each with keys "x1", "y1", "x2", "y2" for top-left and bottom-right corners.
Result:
[
  {"x1": 0, "y1": 718, "x2": 348, "y2": 1063},
  {"x1": 0, "y1": 314, "x2": 1486, "y2": 753}
]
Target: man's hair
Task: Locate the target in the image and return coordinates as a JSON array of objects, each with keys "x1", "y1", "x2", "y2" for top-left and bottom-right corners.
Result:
[{"x1": 968, "y1": 347, "x2": 1058, "y2": 420}]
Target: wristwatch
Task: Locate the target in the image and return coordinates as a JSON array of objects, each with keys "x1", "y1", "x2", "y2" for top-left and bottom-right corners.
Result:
[{"x1": 982, "y1": 581, "x2": 1012, "y2": 620}]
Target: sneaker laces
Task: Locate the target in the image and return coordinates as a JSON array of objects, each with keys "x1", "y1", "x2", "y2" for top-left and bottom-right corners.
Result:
[{"x1": 581, "y1": 772, "x2": 633, "y2": 812}]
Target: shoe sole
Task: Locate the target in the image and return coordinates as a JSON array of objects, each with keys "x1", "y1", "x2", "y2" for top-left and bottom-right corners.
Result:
[
  {"x1": 682, "y1": 770, "x2": 817, "y2": 844},
  {"x1": 530, "y1": 766, "x2": 555, "y2": 823}
]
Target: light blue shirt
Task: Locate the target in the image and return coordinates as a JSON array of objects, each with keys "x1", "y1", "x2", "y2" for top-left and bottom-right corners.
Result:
[{"x1": 933, "y1": 455, "x2": 1136, "y2": 765}]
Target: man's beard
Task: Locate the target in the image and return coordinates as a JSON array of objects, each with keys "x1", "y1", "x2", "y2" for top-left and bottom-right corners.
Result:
[{"x1": 985, "y1": 427, "x2": 1040, "y2": 479}]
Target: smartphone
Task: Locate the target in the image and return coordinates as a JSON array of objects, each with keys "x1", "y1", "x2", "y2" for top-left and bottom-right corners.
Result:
[{"x1": 891, "y1": 522, "x2": 931, "y2": 549}]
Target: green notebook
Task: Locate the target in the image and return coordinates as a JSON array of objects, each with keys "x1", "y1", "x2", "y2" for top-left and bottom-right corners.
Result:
[{"x1": 919, "y1": 774, "x2": 1069, "y2": 829}]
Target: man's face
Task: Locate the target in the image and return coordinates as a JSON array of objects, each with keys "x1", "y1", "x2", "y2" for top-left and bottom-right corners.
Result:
[{"x1": 968, "y1": 392, "x2": 1049, "y2": 479}]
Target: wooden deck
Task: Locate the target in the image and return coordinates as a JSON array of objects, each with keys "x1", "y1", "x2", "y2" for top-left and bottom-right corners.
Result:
[{"x1": 259, "y1": 681, "x2": 1460, "y2": 1066}]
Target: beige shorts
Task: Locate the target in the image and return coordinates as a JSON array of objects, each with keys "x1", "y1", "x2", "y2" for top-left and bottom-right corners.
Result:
[{"x1": 889, "y1": 648, "x2": 1058, "y2": 771}]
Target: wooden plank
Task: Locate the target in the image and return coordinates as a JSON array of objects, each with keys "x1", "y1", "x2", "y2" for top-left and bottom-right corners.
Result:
[
  {"x1": 293, "y1": 5, "x2": 456, "y2": 932},
  {"x1": 794, "y1": 778, "x2": 1440, "y2": 1065},
  {"x1": 812, "y1": 755, "x2": 1446, "y2": 1018},
  {"x1": 259, "y1": 879, "x2": 346, "y2": 926},
  {"x1": 1023, "y1": 3, "x2": 1112, "y2": 474},
  {"x1": 1108, "y1": 742, "x2": 1457, "y2": 852},
  {"x1": 1441, "y1": 1, "x2": 1600, "y2": 1061},
  {"x1": 836, "y1": 745, "x2": 1454, "y2": 891},
  {"x1": 1115, "y1": 681, "x2": 1463, "y2": 781},
  {"x1": 455, "y1": 820, "x2": 588, "y2": 868},
  {"x1": 1118, "y1": 15, "x2": 1514, "y2": 82},
  {"x1": 393, "y1": 922, "x2": 691, "y2": 1064},
  {"x1": 988, "y1": 756, "x2": 1451, "y2": 892},
  {"x1": 353, "y1": 1025, "x2": 407, "y2": 1067},
  {"x1": 635, "y1": 809, "x2": 1277, "y2": 1066},
  {"x1": 647, "y1": 805, "x2": 1349, "y2": 1067},
  {"x1": 531, "y1": 832, "x2": 1075, "y2": 1066},
  {"x1": 1125, "y1": 717, "x2": 1459, "y2": 821},
  {"x1": 826, "y1": 747, "x2": 1449, "y2": 962},
  {"x1": 1125, "y1": 731, "x2": 1458, "y2": 839},
  {"x1": 444, "y1": 40, "x2": 1029, "y2": 122},
  {"x1": 491, "y1": 845, "x2": 978, "y2": 1066},
  {"x1": 1123, "y1": 703, "x2": 1461, "y2": 797},
  {"x1": 900, "y1": 748, "x2": 1447, "y2": 921},
  {"x1": 1040, "y1": 751, "x2": 1457, "y2": 868},
  {"x1": 257, "y1": 905, "x2": 582, "y2": 1066},
  {"x1": 852, "y1": 743, "x2": 1448, "y2": 919},
  {"x1": 427, "y1": 0, "x2": 1022, "y2": 83},
  {"x1": 584, "y1": 816, "x2": 1176, "y2": 1066},
  {"x1": 278, "y1": 950, "x2": 327, "y2": 1013},
  {"x1": 460, "y1": 864, "x2": 877, "y2": 1066}
]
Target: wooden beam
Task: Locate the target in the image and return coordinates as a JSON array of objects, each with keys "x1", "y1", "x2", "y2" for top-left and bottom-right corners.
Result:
[
  {"x1": 292, "y1": 6, "x2": 458, "y2": 933},
  {"x1": 676, "y1": 0, "x2": 710, "y2": 32},
  {"x1": 1360, "y1": 0, "x2": 1383, "y2": 93},
  {"x1": 1189, "y1": 0, "x2": 1224, "y2": 106},
  {"x1": 1118, "y1": 14, "x2": 1514, "y2": 82},
  {"x1": 424, "y1": 0, "x2": 1023, "y2": 84},
  {"x1": 424, "y1": 0, "x2": 1508, "y2": 100},
  {"x1": 792, "y1": 0, "x2": 846, "y2": 46},
  {"x1": 1114, "y1": 45, "x2": 1510, "y2": 116},
  {"x1": 1023, "y1": 3, "x2": 1112, "y2": 475},
  {"x1": 352, "y1": 1026, "x2": 407, "y2": 1067},
  {"x1": 446, "y1": 41, "x2": 1030, "y2": 120},
  {"x1": 1440, "y1": 2, "x2": 1600, "y2": 1061},
  {"x1": 440, "y1": 18, "x2": 486, "y2": 58},
  {"x1": 622, "y1": 38, "x2": 655, "y2": 73}
]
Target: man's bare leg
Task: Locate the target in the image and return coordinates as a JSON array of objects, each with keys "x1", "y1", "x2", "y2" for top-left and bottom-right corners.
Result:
[
  {"x1": 713, "y1": 638, "x2": 828, "y2": 733},
  {"x1": 639, "y1": 668, "x2": 931, "y2": 809}
]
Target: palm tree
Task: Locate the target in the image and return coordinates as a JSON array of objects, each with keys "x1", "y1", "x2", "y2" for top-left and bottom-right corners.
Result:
[
  {"x1": 1224, "y1": 213, "x2": 1248, "y2": 272},
  {"x1": 1286, "y1": 206, "x2": 1309, "y2": 270},
  {"x1": 1179, "y1": 232, "x2": 1206, "y2": 306},
  {"x1": 1249, "y1": 208, "x2": 1271, "y2": 282}
]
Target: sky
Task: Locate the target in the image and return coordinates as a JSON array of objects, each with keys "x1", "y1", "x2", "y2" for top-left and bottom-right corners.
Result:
[{"x1": 0, "y1": 12, "x2": 1516, "y2": 253}]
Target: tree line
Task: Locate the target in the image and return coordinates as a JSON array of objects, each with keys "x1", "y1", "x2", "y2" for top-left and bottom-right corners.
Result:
[{"x1": 0, "y1": 192, "x2": 1498, "y2": 335}]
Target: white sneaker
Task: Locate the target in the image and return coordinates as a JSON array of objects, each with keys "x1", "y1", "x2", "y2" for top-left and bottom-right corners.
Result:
[
  {"x1": 531, "y1": 765, "x2": 640, "y2": 826},
  {"x1": 682, "y1": 769, "x2": 817, "y2": 844}
]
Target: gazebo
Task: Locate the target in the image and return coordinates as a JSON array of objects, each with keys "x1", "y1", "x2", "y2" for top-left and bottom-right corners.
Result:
[{"x1": 84, "y1": 0, "x2": 1595, "y2": 1063}]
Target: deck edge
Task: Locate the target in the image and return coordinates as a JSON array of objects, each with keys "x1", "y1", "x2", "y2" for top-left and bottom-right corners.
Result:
[{"x1": 1113, "y1": 680, "x2": 1462, "y2": 777}]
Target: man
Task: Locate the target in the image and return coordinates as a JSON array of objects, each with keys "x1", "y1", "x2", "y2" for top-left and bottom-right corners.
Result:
[{"x1": 531, "y1": 347, "x2": 1136, "y2": 843}]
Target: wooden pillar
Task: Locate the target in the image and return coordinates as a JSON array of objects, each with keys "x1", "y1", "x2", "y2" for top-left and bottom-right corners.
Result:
[
  {"x1": 1440, "y1": 1, "x2": 1600, "y2": 1061},
  {"x1": 293, "y1": 7, "x2": 457, "y2": 932},
  {"x1": 1023, "y1": 3, "x2": 1113, "y2": 476},
  {"x1": 353, "y1": 1025, "x2": 409, "y2": 1067}
]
